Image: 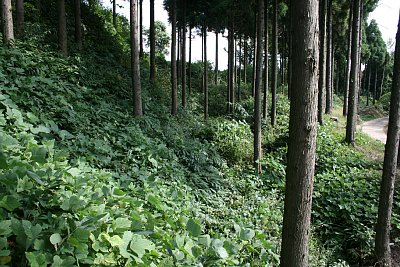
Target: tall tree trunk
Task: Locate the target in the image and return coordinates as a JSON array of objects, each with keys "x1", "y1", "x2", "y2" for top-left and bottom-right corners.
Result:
[
  {"x1": 177, "y1": 27, "x2": 181, "y2": 84},
  {"x1": 16, "y1": 0, "x2": 24, "y2": 37},
  {"x1": 244, "y1": 39, "x2": 247, "y2": 84},
  {"x1": 238, "y1": 36, "x2": 242, "y2": 102},
  {"x1": 149, "y1": 0, "x2": 155, "y2": 83},
  {"x1": 58, "y1": 0, "x2": 67, "y2": 56},
  {"x1": 373, "y1": 66, "x2": 378, "y2": 105},
  {"x1": 254, "y1": 0, "x2": 264, "y2": 173},
  {"x1": 379, "y1": 67, "x2": 385, "y2": 99},
  {"x1": 188, "y1": 26, "x2": 192, "y2": 95},
  {"x1": 318, "y1": 0, "x2": 327, "y2": 124},
  {"x1": 139, "y1": 0, "x2": 143, "y2": 57},
  {"x1": 229, "y1": 29, "x2": 235, "y2": 112},
  {"x1": 325, "y1": 0, "x2": 333, "y2": 114},
  {"x1": 280, "y1": 0, "x2": 319, "y2": 264},
  {"x1": 345, "y1": 0, "x2": 361, "y2": 145},
  {"x1": 215, "y1": 32, "x2": 218, "y2": 85},
  {"x1": 252, "y1": 11, "x2": 257, "y2": 97},
  {"x1": 263, "y1": 0, "x2": 269, "y2": 120},
  {"x1": 367, "y1": 64, "x2": 371, "y2": 106},
  {"x1": 375, "y1": 14, "x2": 400, "y2": 267},
  {"x1": 287, "y1": 0, "x2": 292, "y2": 99},
  {"x1": 130, "y1": 0, "x2": 142, "y2": 116},
  {"x1": 343, "y1": 0, "x2": 353, "y2": 116},
  {"x1": 74, "y1": 0, "x2": 82, "y2": 50},
  {"x1": 171, "y1": 0, "x2": 177, "y2": 115},
  {"x1": 2, "y1": 0, "x2": 14, "y2": 44},
  {"x1": 227, "y1": 33, "x2": 231, "y2": 112},
  {"x1": 203, "y1": 24, "x2": 208, "y2": 120},
  {"x1": 271, "y1": 0, "x2": 277, "y2": 126},
  {"x1": 182, "y1": 17, "x2": 187, "y2": 108},
  {"x1": 112, "y1": 0, "x2": 116, "y2": 28}
]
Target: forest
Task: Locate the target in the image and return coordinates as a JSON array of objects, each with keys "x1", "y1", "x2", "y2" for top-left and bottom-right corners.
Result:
[{"x1": 0, "y1": 0, "x2": 399, "y2": 266}]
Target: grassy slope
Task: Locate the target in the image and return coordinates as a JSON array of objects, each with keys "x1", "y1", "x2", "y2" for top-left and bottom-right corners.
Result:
[{"x1": 0, "y1": 3, "x2": 397, "y2": 267}]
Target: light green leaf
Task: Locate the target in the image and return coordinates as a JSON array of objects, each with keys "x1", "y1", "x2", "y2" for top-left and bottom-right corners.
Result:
[
  {"x1": 26, "y1": 171, "x2": 46, "y2": 185},
  {"x1": 186, "y1": 219, "x2": 201, "y2": 237},
  {"x1": 50, "y1": 233, "x2": 62, "y2": 245},
  {"x1": 107, "y1": 235, "x2": 122, "y2": 247},
  {"x1": 240, "y1": 228, "x2": 255, "y2": 241},
  {"x1": 119, "y1": 231, "x2": 133, "y2": 259},
  {"x1": 0, "y1": 220, "x2": 12, "y2": 235},
  {"x1": 113, "y1": 217, "x2": 131, "y2": 231},
  {"x1": 31, "y1": 147, "x2": 47, "y2": 164},
  {"x1": 130, "y1": 235, "x2": 155, "y2": 258}
]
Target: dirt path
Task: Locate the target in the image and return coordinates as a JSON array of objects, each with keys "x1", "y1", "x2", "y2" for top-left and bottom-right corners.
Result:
[{"x1": 359, "y1": 117, "x2": 389, "y2": 144}]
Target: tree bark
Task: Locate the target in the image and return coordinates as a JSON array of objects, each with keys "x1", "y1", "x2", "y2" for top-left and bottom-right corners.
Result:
[
  {"x1": 375, "y1": 13, "x2": 400, "y2": 267},
  {"x1": 215, "y1": 32, "x2": 218, "y2": 85},
  {"x1": 58, "y1": 0, "x2": 67, "y2": 56},
  {"x1": 271, "y1": 0, "x2": 277, "y2": 126},
  {"x1": 287, "y1": 0, "x2": 292, "y2": 100},
  {"x1": 228, "y1": 25, "x2": 235, "y2": 113},
  {"x1": 280, "y1": 0, "x2": 319, "y2": 264},
  {"x1": 254, "y1": 0, "x2": 264, "y2": 173},
  {"x1": 75, "y1": 0, "x2": 82, "y2": 50},
  {"x1": 112, "y1": 0, "x2": 116, "y2": 28},
  {"x1": 149, "y1": 0, "x2": 155, "y2": 83},
  {"x1": 325, "y1": 0, "x2": 333, "y2": 114},
  {"x1": 238, "y1": 36, "x2": 242, "y2": 102},
  {"x1": 182, "y1": 23, "x2": 186, "y2": 108},
  {"x1": 171, "y1": 0, "x2": 177, "y2": 115},
  {"x1": 188, "y1": 26, "x2": 192, "y2": 95},
  {"x1": 130, "y1": 0, "x2": 142, "y2": 116},
  {"x1": 16, "y1": 0, "x2": 24, "y2": 37},
  {"x1": 367, "y1": 64, "x2": 371, "y2": 106},
  {"x1": 244, "y1": 39, "x2": 247, "y2": 84},
  {"x1": 263, "y1": 0, "x2": 269, "y2": 120},
  {"x1": 318, "y1": 0, "x2": 327, "y2": 124},
  {"x1": 345, "y1": 0, "x2": 361, "y2": 145},
  {"x1": 139, "y1": 0, "x2": 143, "y2": 57},
  {"x1": 203, "y1": 24, "x2": 208, "y2": 120},
  {"x1": 373, "y1": 66, "x2": 378, "y2": 105},
  {"x1": 343, "y1": 0, "x2": 353, "y2": 116},
  {"x1": 2, "y1": 0, "x2": 14, "y2": 44}
]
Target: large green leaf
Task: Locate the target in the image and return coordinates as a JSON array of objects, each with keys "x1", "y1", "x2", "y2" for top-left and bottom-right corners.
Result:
[
  {"x1": 0, "y1": 195, "x2": 20, "y2": 211},
  {"x1": 186, "y1": 219, "x2": 201, "y2": 237},
  {"x1": 130, "y1": 235, "x2": 155, "y2": 258}
]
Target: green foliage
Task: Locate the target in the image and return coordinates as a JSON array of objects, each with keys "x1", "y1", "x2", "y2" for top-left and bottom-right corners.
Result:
[{"x1": 143, "y1": 21, "x2": 171, "y2": 56}]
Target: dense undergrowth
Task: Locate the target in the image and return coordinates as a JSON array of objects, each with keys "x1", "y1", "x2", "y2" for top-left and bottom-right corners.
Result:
[{"x1": 0, "y1": 2, "x2": 398, "y2": 266}]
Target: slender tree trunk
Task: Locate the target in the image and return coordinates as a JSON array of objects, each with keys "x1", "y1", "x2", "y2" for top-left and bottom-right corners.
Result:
[
  {"x1": 263, "y1": 0, "x2": 269, "y2": 120},
  {"x1": 244, "y1": 40, "x2": 247, "y2": 84},
  {"x1": 343, "y1": 0, "x2": 353, "y2": 116},
  {"x1": 2, "y1": 0, "x2": 14, "y2": 44},
  {"x1": 139, "y1": 0, "x2": 143, "y2": 57},
  {"x1": 149, "y1": 0, "x2": 155, "y2": 83},
  {"x1": 373, "y1": 66, "x2": 378, "y2": 105},
  {"x1": 375, "y1": 14, "x2": 400, "y2": 267},
  {"x1": 280, "y1": 0, "x2": 319, "y2": 264},
  {"x1": 325, "y1": 0, "x2": 333, "y2": 114},
  {"x1": 254, "y1": 0, "x2": 264, "y2": 173},
  {"x1": 181, "y1": 3, "x2": 186, "y2": 108},
  {"x1": 271, "y1": 0, "x2": 277, "y2": 126},
  {"x1": 16, "y1": 0, "x2": 24, "y2": 37},
  {"x1": 188, "y1": 27, "x2": 192, "y2": 95},
  {"x1": 252, "y1": 11, "x2": 257, "y2": 97},
  {"x1": 229, "y1": 27, "x2": 235, "y2": 112},
  {"x1": 171, "y1": 0, "x2": 177, "y2": 115},
  {"x1": 58, "y1": 0, "x2": 67, "y2": 56},
  {"x1": 112, "y1": 0, "x2": 116, "y2": 28},
  {"x1": 177, "y1": 27, "x2": 181, "y2": 84},
  {"x1": 203, "y1": 24, "x2": 208, "y2": 120},
  {"x1": 318, "y1": 0, "x2": 327, "y2": 124},
  {"x1": 238, "y1": 36, "x2": 242, "y2": 102},
  {"x1": 215, "y1": 32, "x2": 219, "y2": 85},
  {"x1": 367, "y1": 64, "x2": 371, "y2": 106},
  {"x1": 287, "y1": 0, "x2": 292, "y2": 99},
  {"x1": 227, "y1": 33, "x2": 231, "y2": 113},
  {"x1": 345, "y1": 0, "x2": 361, "y2": 145},
  {"x1": 130, "y1": 0, "x2": 142, "y2": 116},
  {"x1": 75, "y1": 0, "x2": 82, "y2": 50},
  {"x1": 379, "y1": 68, "x2": 385, "y2": 99}
]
